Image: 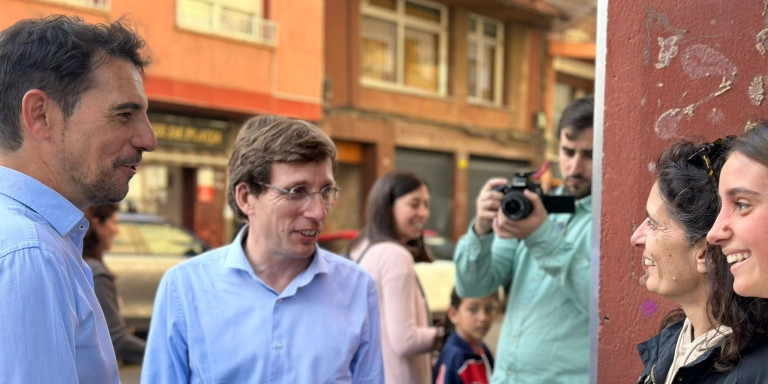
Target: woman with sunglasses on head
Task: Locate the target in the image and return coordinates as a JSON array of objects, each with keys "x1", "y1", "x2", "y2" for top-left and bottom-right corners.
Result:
[
  {"x1": 633, "y1": 139, "x2": 730, "y2": 383},
  {"x1": 349, "y1": 170, "x2": 444, "y2": 384}
]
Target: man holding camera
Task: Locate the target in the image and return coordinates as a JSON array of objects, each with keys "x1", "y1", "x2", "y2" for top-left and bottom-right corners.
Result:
[{"x1": 453, "y1": 95, "x2": 594, "y2": 383}]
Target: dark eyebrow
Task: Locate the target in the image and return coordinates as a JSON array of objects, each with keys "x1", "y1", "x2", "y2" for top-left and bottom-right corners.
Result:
[
  {"x1": 112, "y1": 102, "x2": 143, "y2": 112},
  {"x1": 725, "y1": 187, "x2": 760, "y2": 198}
]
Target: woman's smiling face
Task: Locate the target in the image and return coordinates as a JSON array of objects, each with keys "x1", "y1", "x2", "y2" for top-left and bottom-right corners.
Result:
[
  {"x1": 392, "y1": 184, "x2": 430, "y2": 245},
  {"x1": 631, "y1": 183, "x2": 707, "y2": 300},
  {"x1": 708, "y1": 152, "x2": 768, "y2": 298}
]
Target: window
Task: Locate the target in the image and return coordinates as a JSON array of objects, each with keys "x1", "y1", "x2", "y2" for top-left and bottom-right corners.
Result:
[
  {"x1": 467, "y1": 14, "x2": 503, "y2": 105},
  {"x1": 361, "y1": 0, "x2": 448, "y2": 95},
  {"x1": 37, "y1": 0, "x2": 109, "y2": 11},
  {"x1": 177, "y1": 0, "x2": 277, "y2": 46}
]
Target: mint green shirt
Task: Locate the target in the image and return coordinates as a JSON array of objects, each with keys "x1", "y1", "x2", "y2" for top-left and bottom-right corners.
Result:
[{"x1": 454, "y1": 193, "x2": 592, "y2": 384}]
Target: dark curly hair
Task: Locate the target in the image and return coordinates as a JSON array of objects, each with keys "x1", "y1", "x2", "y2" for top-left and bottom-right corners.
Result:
[{"x1": 654, "y1": 139, "x2": 728, "y2": 359}]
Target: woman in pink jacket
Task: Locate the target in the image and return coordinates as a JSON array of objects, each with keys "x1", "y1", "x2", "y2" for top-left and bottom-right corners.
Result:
[{"x1": 350, "y1": 170, "x2": 444, "y2": 384}]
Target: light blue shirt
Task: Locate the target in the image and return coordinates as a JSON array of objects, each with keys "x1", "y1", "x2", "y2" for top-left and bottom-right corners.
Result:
[
  {"x1": 0, "y1": 166, "x2": 119, "y2": 383},
  {"x1": 142, "y1": 226, "x2": 385, "y2": 384},
  {"x1": 454, "y1": 191, "x2": 592, "y2": 384}
]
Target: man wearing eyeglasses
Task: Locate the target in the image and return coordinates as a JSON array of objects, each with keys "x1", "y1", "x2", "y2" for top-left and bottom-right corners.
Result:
[
  {"x1": 453, "y1": 95, "x2": 594, "y2": 384},
  {"x1": 142, "y1": 118, "x2": 384, "y2": 383}
]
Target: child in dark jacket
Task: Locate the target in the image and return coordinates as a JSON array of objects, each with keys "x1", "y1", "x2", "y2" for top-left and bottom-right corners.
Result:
[{"x1": 433, "y1": 288, "x2": 497, "y2": 384}]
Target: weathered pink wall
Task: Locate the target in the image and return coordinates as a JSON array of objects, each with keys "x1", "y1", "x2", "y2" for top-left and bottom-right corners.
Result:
[{"x1": 599, "y1": 1, "x2": 768, "y2": 381}]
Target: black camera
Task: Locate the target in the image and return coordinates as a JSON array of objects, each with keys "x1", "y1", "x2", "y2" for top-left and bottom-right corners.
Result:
[{"x1": 492, "y1": 172, "x2": 575, "y2": 220}]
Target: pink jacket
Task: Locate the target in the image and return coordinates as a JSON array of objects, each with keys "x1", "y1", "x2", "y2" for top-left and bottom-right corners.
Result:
[{"x1": 351, "y1": 240, "x2": 437, "y2": 384}]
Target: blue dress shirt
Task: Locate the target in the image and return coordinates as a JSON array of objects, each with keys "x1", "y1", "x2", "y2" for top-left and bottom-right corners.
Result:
[
  {"x1": 0, "y1": 166, "x2": 119, "y2": 383},
  {"x1": 142, "y1": 227, "x2": 385, "y2": 383}
]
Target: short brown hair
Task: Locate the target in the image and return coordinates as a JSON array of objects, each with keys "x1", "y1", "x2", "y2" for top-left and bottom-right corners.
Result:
[{"x1": 227, "y1": 118, "x2": 337, "y2": 222}]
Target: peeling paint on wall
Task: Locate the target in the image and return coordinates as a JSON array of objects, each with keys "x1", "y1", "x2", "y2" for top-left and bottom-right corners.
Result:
[
  {"x1": 682, "y1": 45, "x2": 736, "y2": 80},
  {"x1": 655, "y1": 35, "x2": 679, "y2": 68},
  {"x1": 708, "y1": 108, "x2": 725, "y2": 124},
  {"x1": 655, "y1": 108, "x2": 683, "y2": 139},
  {"x1": 644, "y1": 7, "x2": 688, "y2": 64},
  {"x1": 756, "y1": 28, "x2": 768, "y2": 55},
  {"x1": 749, "y1": 75, "x2": 765, "y2": 105},
  {"x1": 653, "y1": 44, "x2": 737, "y2": 137},
  {"x1": 759, "y1": 0, "x2": 768, "y2": 54},
  {"x1": 714, "y1": 78, "x2": 733, "y2": 96}
]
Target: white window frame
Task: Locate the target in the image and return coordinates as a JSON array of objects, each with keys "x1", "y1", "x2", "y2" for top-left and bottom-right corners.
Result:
[
  {"x1": 467, "y1": 13, "x2": 504, "y2": 106},
  {"x1": 36, "y1": 0, "x2": 110, "y2": 11},
  {"x1": 176, "y1": 0, "x2": 278, "y2": 46},
  {"x1": 361, "y1": 0, "x2": 448, "y2": 97}
]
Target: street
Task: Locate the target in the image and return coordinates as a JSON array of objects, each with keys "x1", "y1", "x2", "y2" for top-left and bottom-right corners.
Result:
[{"x1": 119, "y1": 364, "x2": 141, "y2": 384}]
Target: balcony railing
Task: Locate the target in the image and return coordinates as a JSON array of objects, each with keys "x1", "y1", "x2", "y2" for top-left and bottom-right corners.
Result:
[
  {"x1": 38, "y1": 0, "x2": 110, "y2": 11},
  {"x1": 177, "y1": 0, "x2": 277, "y2": 46}
]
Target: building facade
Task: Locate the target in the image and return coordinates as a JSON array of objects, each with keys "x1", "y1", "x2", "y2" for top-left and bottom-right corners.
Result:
[
  {"x1": 322, "y1": 0, "x2": 593, "y2": 240},
  {"x1": 1, "y1": 0, "x2": 324, "y2": 246},
  {"x1": 2, "y1": 0, "x2": 595, "y2": 246}
]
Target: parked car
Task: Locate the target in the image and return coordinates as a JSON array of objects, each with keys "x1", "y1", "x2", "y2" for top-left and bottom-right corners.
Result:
[
  {"x1": 104, "y1": 213, "x2": 210, "y2": 336},
  {"x1": 318, "y1": 229, "x2": 456, "y2": 323}
]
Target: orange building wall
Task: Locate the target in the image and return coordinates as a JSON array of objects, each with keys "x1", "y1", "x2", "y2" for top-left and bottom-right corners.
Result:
[
  {"x1": 599, "y1": 1, "x2": 767, "y2": 381},
  {"x1": 1, "y1": 0, "x2": 325, "y2": 246},
  {"x1": 2, "y1": 0, "x2": 323, "y2": 120}
]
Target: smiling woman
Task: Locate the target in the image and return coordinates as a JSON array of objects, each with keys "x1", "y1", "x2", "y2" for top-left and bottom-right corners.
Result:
[
  {"x1": 348, "y1": 170, "x2": 444, "y2": 384},
  {"x1": 632, "y1": 140, "x2": 731, "y2": 384},
  {"x1": 704, "y1": 122, "x2": 768, "y2": 375},
  {"x1": 634, "y1": 137, "x2": 768, "y2": 383},
  {"x1": 707, "y1": 123, "x2": 768, "y2": 299}
]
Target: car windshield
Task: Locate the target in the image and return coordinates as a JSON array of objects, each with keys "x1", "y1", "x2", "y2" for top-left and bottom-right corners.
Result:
[{"x1": 111, "y1": 222, "x2": 206, "y2": 255}]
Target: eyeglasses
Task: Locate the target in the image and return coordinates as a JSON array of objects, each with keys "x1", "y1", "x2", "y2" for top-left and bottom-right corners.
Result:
[
  {"x1": 686, "y1": 136, "x2": 735, "y2": 180},
  {"x1": 256, "y1": 182, "x2": 340, "y2": 207}
]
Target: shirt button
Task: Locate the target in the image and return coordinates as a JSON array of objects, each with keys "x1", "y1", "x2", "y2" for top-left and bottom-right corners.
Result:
[
  {"x1": 507, "y1": 370, "x2": 514, "y2": 376},
  {"x1": 277, "y1": 298, "x2": 283, "y2": 303},
  {"x1": 275, "y1": 343, "x2": 283, "y2": 349}
]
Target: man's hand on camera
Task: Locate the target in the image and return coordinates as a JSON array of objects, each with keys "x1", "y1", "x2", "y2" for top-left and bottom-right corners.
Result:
[
  {"x1": 493, "y1": 189, "x2": 547, "y2": 239},
  {"x1": 473, "y1": 178, "x2": 507, "y2": 236}
]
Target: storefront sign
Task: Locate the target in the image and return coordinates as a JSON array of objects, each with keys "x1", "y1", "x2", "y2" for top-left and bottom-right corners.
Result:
[{"x1": 153, "y1": 122, "x2": 225, "y2": 149}]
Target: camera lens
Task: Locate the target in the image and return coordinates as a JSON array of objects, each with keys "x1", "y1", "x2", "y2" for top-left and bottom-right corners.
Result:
[{"x1": 501, "y1": 192, "x2": 533, "y2": 220}]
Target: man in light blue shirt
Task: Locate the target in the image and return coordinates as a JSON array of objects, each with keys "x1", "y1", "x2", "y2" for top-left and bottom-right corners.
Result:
[
  {"x1": 0, "y1": 16, "x2": 156, "y2": 383},
  {"x1": 454, "y1": 95, "x2": 594, "y2": 383},
  {"x1": 143, "y1": 118, "x2": 384, "y2": 383}
]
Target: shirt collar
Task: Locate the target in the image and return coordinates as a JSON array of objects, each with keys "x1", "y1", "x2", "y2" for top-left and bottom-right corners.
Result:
[
  {"x1": 0, "y1": 166, "x2": 85, "y2": 236},
  {"x1": 224, "y1": 225, "x2": 329, "y2": 282}
]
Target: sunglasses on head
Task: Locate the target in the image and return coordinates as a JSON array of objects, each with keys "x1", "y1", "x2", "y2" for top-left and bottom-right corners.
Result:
[{"x1": 685, "y1": 135, "x2": 736, "y2": 180}]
